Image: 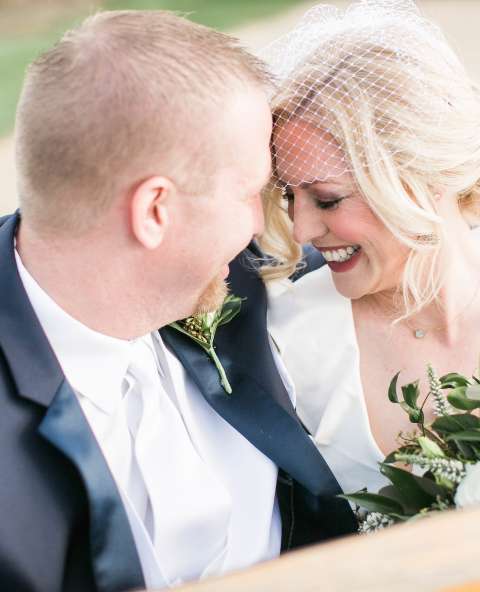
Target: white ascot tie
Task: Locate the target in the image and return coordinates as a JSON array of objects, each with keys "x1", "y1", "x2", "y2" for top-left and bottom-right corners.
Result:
[{"x1": 122, "y1": 338, "x2": 231, "y2": 585}]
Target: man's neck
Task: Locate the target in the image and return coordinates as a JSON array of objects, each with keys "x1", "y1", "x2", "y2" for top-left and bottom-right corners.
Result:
[{"x1": 16, "y1": 224, "x2": 168, "y2": 339}]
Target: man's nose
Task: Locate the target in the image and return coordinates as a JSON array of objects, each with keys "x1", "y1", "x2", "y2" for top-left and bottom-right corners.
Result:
[{"x1": 292, "y1": 199, "x2": 328, "y2": 244}]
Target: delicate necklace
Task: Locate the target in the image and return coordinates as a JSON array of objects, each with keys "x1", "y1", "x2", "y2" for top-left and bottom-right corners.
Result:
[{"x1": 407, "y1": 281, "x2": 480, "y2": 339}]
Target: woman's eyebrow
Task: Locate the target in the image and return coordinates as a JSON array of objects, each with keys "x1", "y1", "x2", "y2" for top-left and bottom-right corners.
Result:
[
  {"x1": 274, "y1": 178, "x2": 348, "y2": 192},
  {"x1": 299, "y1": 179, "x2": 342, "y2": 189}
]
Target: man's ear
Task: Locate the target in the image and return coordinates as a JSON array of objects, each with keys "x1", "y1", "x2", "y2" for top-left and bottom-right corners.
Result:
[{"x1": 130, "y1": 176, "x2": 175, "y2": 249}]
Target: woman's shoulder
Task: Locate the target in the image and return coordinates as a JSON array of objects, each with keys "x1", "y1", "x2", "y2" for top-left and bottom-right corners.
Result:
[
  {"x1": 266, "y1": 264, "x2": 365, "y2": 448},
  {"x1": 267, "y1": 266, "x2": 352, "y2": 355},
  {"x1": 267, "y1": 265, "x2": 344, "y2": 321}
]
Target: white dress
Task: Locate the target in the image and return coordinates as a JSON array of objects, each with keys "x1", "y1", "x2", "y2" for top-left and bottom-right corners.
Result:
[{"x1": 267, "y1": 269, "x2": 390, "y2": 495}]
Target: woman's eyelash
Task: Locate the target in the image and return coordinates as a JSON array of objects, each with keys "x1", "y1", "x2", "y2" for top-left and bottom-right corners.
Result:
[
  {"x1": 280, "y1": 186, "x2": 345, "y2": 210},
  {"x1": 315, "y1": 198, "x2": 343, "y2": 211}
]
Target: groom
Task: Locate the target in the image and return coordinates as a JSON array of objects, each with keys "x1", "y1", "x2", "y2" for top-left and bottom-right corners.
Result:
[{"x1": 0, "y1": 10, "x2": 356, "y2": 592}]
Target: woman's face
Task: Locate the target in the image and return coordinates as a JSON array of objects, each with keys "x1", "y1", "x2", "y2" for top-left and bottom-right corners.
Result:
[{"x1": 273, "y1": 119, "x2": 409, "y2": 300}]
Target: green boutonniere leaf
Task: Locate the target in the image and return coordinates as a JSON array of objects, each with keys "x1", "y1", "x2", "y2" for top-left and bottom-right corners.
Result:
[{"x1": 169, "y1": 294, "x2": 244, "y2": 395}]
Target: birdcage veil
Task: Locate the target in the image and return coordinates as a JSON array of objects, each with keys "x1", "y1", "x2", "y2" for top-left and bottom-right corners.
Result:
[{"x1": 260, "y1": 0, "x2": 462, "y2": 188}]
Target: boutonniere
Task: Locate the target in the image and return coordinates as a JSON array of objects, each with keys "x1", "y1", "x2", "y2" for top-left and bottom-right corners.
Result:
[{"x1": 169, "y1": 294, "x2": 244, "y2": 394}]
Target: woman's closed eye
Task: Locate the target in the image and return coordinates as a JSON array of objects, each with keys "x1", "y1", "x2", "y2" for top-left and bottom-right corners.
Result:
[{"x1": 281, "y1": 185, "x2": 346, "y2": 211}]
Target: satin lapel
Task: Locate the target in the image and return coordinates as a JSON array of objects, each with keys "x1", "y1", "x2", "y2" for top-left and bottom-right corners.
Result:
[
  {"x1": 161, "y1": 325, "x2": 342, "y2": 498},
  {"x1": 0, "y1": 215, "x2": 144, "y2": 592},
  {"x1": 38, "y1": 381, "x2": 145, "y2": 592},
  {"x1": 164, "y1": 248, "x2": 344, "y2": 496}
]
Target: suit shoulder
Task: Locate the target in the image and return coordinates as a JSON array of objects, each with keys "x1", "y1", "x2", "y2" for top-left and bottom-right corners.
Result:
[
  {"x1": 0, "y1": 214, "x2": 14, "y2": 228},
  {"x1": 291, "y1": 245, "x2": 325, "y2": 282}
]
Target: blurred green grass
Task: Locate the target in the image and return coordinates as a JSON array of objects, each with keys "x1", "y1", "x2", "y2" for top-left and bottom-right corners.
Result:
[{"x1": 0, "y1": 0, "x2": 300, "y2": 137}]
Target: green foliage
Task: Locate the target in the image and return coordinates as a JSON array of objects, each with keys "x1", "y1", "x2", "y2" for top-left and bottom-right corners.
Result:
[
  {"x1": 445, "y1": 430, "x2": 480, "y2": 442},
  {"x1": 340, "y1": 492, "x2": 405, "y2": 516},
  {"x1": 103, "y1": 0, "x2": 301, "y2": 31},
  {"x1": 0, "y1": 0, "x2": 301, "y2": 136},
  {"x1": 439, "y1": 373, "x2": 471, "y2": 389},
  {"x1": 388, "y1": 373, "x2": 424, "y2": 424},
  {"x1": 170, "y1": 294, "x2": 244, "y2": 394},
  {"x1": 448, "y1": 387, "x2": 480, "y2": 411},
  {"x1": 379, "y1": 464, "x2": 439, "y2": 513},
  {"x1": 0, "y1": 11, "x2": 84, "y2": 136},
  {"x1": 432, "y1": 414, "x2": 480, "y2": 434},
  {"x1": 417, "y1": 436, "x2": 445, "y2": 458},
  {"x1": 346, "y1": 365, "x2": 480, "y2": 532}
]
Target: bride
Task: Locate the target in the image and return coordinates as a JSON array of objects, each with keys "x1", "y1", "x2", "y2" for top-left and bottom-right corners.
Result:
[{"x1": 261, "y1": 0, "x2": 480, "y2": 496}]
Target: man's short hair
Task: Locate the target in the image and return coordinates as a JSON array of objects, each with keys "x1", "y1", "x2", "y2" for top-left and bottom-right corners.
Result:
[{"x1": 15, "y1": 10, "x2": 272, "y2": 234}]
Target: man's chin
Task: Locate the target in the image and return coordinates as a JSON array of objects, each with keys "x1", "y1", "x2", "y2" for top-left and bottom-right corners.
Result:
[{"x1": 193, "y1": 276, "x2": 229, "y2": 315}]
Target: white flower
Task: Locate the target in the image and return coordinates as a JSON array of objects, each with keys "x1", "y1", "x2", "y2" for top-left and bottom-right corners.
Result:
[
  {"x1": 454, "y1": 462, "x2": 480, "y2": 508},
  {"x1": 427, "y1": 364, "x2": 451, "y2": 416},
  {"x1": 358, "y1": 512, "x2": 394, "y2": 533},
  {"x1": 396, "y1": 453, "x2": 466, "y2": 486}
]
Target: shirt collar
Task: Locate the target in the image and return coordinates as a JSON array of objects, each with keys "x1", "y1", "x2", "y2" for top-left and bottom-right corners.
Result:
[{"x1": 15, "y1": 248, "x2": 133, "y2": 414}]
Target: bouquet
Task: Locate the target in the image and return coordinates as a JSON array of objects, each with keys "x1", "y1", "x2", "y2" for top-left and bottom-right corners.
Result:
[{"x1": 342, "y1": 364, "x2": 480, "y2": 532}]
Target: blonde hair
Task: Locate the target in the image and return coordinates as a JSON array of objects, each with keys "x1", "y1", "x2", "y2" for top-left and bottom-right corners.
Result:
[
  {"x1": 260, "y1": 27, "x2": 480, "y2": 320},
  {"x1": 15, "y1": 10, "x2": 271, "y2": 235}
]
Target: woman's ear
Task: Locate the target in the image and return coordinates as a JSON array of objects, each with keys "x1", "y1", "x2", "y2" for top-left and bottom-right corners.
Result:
[{"x1": 130, "y1": 176, "x2": 175, "y2": 249}]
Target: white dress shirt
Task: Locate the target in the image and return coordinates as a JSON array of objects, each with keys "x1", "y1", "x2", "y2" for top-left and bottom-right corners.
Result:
[{"x1": 15, "y1": 250, "x2": 295, "y2": 588}]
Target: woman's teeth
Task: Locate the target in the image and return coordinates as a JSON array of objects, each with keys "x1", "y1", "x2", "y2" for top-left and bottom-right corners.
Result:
[{"x1": 322, "y1": 245, "x2": 361, "y2": 263}]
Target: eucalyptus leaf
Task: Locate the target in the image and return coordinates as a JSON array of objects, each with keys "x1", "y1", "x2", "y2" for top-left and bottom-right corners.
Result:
[
  {"x1": 379, "y1": 464, "x2": 445, "y2": 514},
  {"x1": 445, "y1": 430, "x2": 480, "y2": 442},
  {"x1": 402, "y1": 381, "x2": 420, "y2": 409},
  {"x1": 339, "y1": 492, "x2": 405, "y2": 515},
  {"x1": 468, "y1": 443, "x2": 480, "y2": 461},
  {"x1": 448, "y1": 386, "x2": 467, "y2": 398},
  {"x1": 439, "y1": 373, "x2": 470, "y2": 389},
  {"x1": 417, "y1": 436, "x2": 445, "y2": 458},
  {"x1": 388, "y1": 372, "x2": 401, "y2": 403},
  {"x1": 432, "y1": 414, "x2": 480, "y2": 434},
  {"x1": 384, "y1": 445, "x2": 417, "y2": 464},
  {"x1": 448, "y1": 390, "x2": 480, "y2": 411},
  {"x1": 377, "y1": 485, "x2": 412, "y2": 511},
  {"x1": 383, "y1": 450, "x2": 398, "y2": 464},
  {"x1": 379, "y1": 464, "x2": 438, "y2": 513},
  {"x1": 466, "y1": 384, "x2": 480, "y2": 401},
  {"x1": 454, "y1": 440, "x2": 477, "y2": 461}
]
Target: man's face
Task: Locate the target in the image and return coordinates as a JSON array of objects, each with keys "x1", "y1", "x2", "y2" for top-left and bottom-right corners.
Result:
[{"x1": 162, "y1": 88, "x2": 273, "y2": 319}]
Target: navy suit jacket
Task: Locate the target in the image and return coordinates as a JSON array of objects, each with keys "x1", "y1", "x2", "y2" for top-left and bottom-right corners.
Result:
[{"x1": 0, "y1": 212, "x2": 356, "y2": 592}]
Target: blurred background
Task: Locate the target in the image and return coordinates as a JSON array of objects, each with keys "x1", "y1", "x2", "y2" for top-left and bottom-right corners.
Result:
[{"x1": 1, "y1": 0, "x2": 479, "y2": 214}]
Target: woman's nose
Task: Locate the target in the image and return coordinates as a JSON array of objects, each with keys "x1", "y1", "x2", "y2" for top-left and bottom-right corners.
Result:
[{"x1": 292, "y1": 199, "x2": 328, "y2": 244}]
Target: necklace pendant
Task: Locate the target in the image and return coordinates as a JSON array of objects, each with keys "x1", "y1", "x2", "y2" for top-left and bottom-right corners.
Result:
[{"x1": 414, "y1": 329, "x2": 426, "y2": 339}]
